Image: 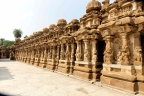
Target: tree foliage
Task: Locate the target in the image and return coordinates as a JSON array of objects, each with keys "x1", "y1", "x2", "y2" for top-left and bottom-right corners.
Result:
[
  {"x1": 13, "y1": 29, "x2": 23, "y2": 38},
  {"x1": 24, "y1": 35, "x2": 28, "y2": 38},
  {"x1": 0, "y1": 38, "x2": 14, "y2": 48},
  {"x1": 0, "y1": 38, "x2": 4, "y2": 45}
]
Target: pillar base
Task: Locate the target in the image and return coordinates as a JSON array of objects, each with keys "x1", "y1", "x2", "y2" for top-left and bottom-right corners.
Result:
[
  {"x1": 101, "y1": 64, "x2": 138, "y2": 94},
  {"x1": 91, "y1": 62, "x2": 102, "y2": 81},
  {"x1": 73, "y1": 61, "x2": 93, "y2": 80},
  {"x1": 69, "y1": 61, "x2": 75, "y2": 75},
  {"x1": 101, "y1": 75, "x2": 138, "y2": 94},
  {"x1": 73, "y1": 70, "x2": 92, "y2": 80},
  {"x1": 46, "y1": 59, "x2": 56, "y2": 70},
  {"x1": 138, "y1": 82, "x2": 144, "y2": 94},
  {"x1": 39, "y1": 59, "x2": 47, "y2": 68},
  {"x1": 23, "y1": 57, "x2": 27, "y2": 63},
  {"x1": 30, "y1": 58, "x2": 35, "y2": 65},
  {"x1": 57, "y1": 60, "x2": 70, "y2": 74},
  {"x1": 46, "y1": 64, "x2": 56, "y2": 70},
  {"x1": 26, "y1": 58, "x2": 30, "y2": 64},
  {"x1": 34, "y1": 58, "x2": 40, "y2": 66}
]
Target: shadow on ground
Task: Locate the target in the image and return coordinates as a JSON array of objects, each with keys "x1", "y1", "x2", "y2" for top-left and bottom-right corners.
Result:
[
  {"x1": 0, "y1": 67, "x2": 14, "y2": 81},
  {"x1": 0, "y1": 93, "x2": 13, "y2": 96},
  {"x1": 0, "y1": 59, "x2": 15, "y2": 62}
]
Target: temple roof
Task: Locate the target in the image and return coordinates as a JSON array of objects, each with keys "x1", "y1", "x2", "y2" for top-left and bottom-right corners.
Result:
[
  {"x1": 86, "y1": 0, "x2": 101, "y2": 13},
  {"x1": 57, "y1": 19, "x2": 67, "y2": 26}
]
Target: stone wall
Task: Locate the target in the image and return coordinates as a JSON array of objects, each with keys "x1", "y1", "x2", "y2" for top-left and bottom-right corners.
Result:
[{"x1": 0, "y1": 46, "x2": 10, "y2": 59}]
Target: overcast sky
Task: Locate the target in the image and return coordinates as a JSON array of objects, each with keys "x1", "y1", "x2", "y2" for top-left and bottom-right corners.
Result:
[{"x1": 0, "y1": 0, "x2": 114, "y2": 41}]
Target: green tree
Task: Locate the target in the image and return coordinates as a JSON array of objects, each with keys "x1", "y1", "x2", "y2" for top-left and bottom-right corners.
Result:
[
  {"x1": 0, "y1": 38, "x2": 14, "y2": 48},
  {"x1": 0, "y1": 38, "x2": 5, "y2": 46},
  {"x1": 13, "y1": 29, "x2": 23, "y2": 39},
  {"x1": 24, "y1": 35, "x2": 28, "y2": 38},
  {"x1": 3, "y1": 40, "x2": 14, "y2": 48}
]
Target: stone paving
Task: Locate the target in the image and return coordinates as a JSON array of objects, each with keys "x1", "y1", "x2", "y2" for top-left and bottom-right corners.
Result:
[{"x1": 0, "y1": 59, "x2": 143, "y2": 96}]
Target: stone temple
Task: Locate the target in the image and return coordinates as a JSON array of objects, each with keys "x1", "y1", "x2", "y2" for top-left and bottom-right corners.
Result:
[{"x1": 9, "y1": 0, "x2": 144, "y2": 94}]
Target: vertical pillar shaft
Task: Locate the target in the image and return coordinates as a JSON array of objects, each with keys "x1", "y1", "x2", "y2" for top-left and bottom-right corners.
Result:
[
  {"x1": 76, "y1": 41, "x2": 81, "y2": 61},
  {"x1": 92, "y1": 39, "x2": 98, "y2": 63},
  {"x1": 71, "y1": 43, "x2": 75, "y2": 61},
  {"x1": 83, "y1": 39, "x2": 90, "y2": 62},
  {"x1": 104, "y1": 36, "x2": 113, "y2": 64},
  {"x1": 66, "y1": 43, "x2": 70, "y2": 61},
  {"x1": 57, "y1": 45, "x2": 60, "y2": 61},
  {"x1": 60, "y1": 44, "x2": 65, "y2": 60},
  {"x1": 120, "y1": 33, "x2": 130, "y2": 65}
]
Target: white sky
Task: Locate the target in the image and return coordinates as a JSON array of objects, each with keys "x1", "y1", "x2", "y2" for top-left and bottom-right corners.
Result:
[{"x1": 0, "y1": 0, "x2": 114, "y2": 41}]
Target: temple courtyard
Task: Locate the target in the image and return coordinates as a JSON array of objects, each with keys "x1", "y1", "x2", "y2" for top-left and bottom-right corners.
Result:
[{"x1": 0, "y1": 59, "x2": 143, "y2": 96}]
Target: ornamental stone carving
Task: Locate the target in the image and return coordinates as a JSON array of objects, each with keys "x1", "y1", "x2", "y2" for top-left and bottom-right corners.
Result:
[
  {"x1": 134, "y1": 46, "x2": 142, "y2": 62},
  {"x1": 65, "y1": 51, "x2": 71, "y2": 61},
  {"x1": 48, "y1": 51, "x2": 52, "y2": 59},
  {"x1": 75, "y1": 50, "x2": 82, "y2": 61},
  {"x1": 84, "y1": 49, "x2": 91, "y2": 62},
  {"x1": 120, "y1": 46, "x2": 130, "y2": 65},
  {"x1": 104, "y1": 48, "x2": 113, "y2": 64},
  {"x1": 92, "y1": 50, "x2": 98, "y2": 62}
]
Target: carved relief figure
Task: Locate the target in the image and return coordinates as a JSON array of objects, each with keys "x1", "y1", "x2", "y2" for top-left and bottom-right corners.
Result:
[
  {"x1": 92, "y1": 50, "x2": 98, "y2": 62},
  {"x1": 49, "y1": 51, "x2": 52, "y2": 59},
  {"x1": 60, "y1": 52, "x2": 65, "y2": 60},
  {"x1": 117, "y1": 51, "x2": 122, "y2": 63},
  {"x1": 44, "y1": 49, "x2": 47, "y2": 59},
  {"x1": 134, "y1": 46, "x2": 142, "y2": 62},
  {"x1": 104, "y1": 48, "x2": 113, "y2": 64},
  {"x1": 84, "y1": 49, "x2": 91, "y2": 62},
  {"x1": 65, "y1": 51, "x2": 71, "y2": 61},
  {"x1": 121, "y1": 46, "x2": 130, "y2": 65},
  {"x1": 75, "y1": 50, "x2": 81, "y2": 61}
]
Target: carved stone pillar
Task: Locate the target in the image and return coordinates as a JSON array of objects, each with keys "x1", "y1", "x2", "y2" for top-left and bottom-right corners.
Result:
[
  {"x1": 133, "y1": 33, "x2": 144, "y2": 89},
  {"x1": 60, "y1": 44, "x2": 65, "y2": 60},
  {"x1": 65, "y1": 43, "x2": 70, "y2": 61},
  {"x1": 120, "y1": 33, "x2": 130, "y2": 65},
  {"x1": 71, "y1": 43, "x2": 75, "y2": 61},
  {"x1": 35, "y1": 49, "x2": 37, "y2": 58},
  {"x1": 56, "y1": 45, "x2": 60, "y2": 65},
  {"x1": 48, "y1": 47, "x2": 51, "y2": 59},
  {"x1": 134, "y1": 33, "x2": 143, "y2": 65},
  {"x1": 26, "y1": 50, "x2": 28, "y2": 57},
  {"x1": 104, "y1": 36, "x2": 113, "y2": 64},
  {"x1": 56, "y1": 45, "x2": 59, "y2": 60},
  {"x1": 91, "y1": 39, "x2": 98, "y2": 63},
  {"x1": 75, "y1": 41, "x2": 81, "y2": 61},
  {"x1": 44, "y1": 47, "x2": 47, "y2": 59},
  {"x1": 38, "y1": 49, "x2": 40, "y2": 59},
  {"x1": 52, "y1": 46, "x2": 57, "y2": 61},
  {"x1": 83, "y1": 39, "x2": 90, "y2": 62},
  {"x1": 31, "y1": 50, "x2": 34, "y2": 58},
  {"x1": 40, "y1": 48, "x2": 43, "y2": 58}
]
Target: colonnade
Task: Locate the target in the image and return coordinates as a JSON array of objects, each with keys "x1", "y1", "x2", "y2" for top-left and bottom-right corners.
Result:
[{"x1": 11, "y1": 0, "x2": 144, "y2": 94}]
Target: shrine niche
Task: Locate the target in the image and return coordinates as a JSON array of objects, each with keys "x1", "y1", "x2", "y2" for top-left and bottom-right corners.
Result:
[
  {"x1": 56, "y1": 19, "x2": 79, "y2": 74},
  {"x1": 12, "y1": 0, "x2": 144, "y2": 94}
]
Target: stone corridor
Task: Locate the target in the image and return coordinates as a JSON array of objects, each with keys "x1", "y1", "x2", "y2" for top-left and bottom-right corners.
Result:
[{"x1": 0, "y1": 59, "x2": 143, "y2": 96}]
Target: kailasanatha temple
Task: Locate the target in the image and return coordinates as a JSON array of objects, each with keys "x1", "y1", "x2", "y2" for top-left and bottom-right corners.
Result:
[{"x1": 10, "y1": 0, "x2": 144, "y2": 94}]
